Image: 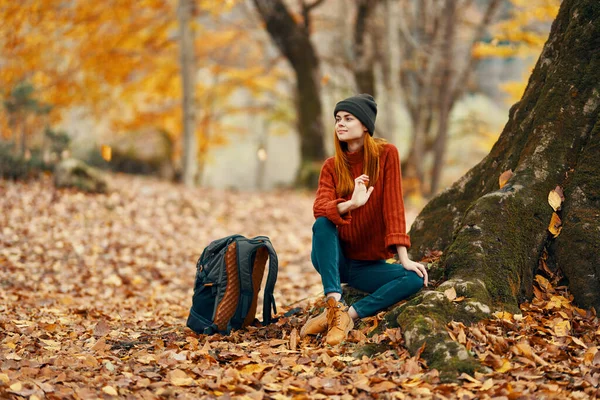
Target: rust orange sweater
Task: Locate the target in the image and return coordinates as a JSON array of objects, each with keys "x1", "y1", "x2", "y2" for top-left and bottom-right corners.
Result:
[{"x1": 313, "y1": 143, "x2": 411, "y2": 260}]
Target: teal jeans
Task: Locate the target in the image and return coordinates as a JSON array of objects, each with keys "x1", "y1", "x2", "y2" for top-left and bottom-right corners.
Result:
[{"x1": 311, "y1": 217, "x2": 424, "y2": 318}]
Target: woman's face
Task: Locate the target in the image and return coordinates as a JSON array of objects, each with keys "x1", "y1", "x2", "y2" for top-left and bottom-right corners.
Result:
[{"x1": 335, "y1": 111, "x2": 367, "y2": 143}]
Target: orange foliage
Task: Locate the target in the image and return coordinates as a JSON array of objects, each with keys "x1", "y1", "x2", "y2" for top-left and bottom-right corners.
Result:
[
  {"x1": 473, "y1": 0, "x2": 560, "y2": 103},
  {"x1": 0, "y1": 0, "x2": 282, "y2": 158}
]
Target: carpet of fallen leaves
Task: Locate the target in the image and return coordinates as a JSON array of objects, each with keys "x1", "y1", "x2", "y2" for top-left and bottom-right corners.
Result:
[{"x1": 1, "y1": 174, "x2": 599, "y2": 399}]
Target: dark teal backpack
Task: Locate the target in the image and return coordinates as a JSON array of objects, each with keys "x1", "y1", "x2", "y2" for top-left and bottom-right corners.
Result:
[{"x1": 186, "y1": 235, "x2": 278, "y2": 335}]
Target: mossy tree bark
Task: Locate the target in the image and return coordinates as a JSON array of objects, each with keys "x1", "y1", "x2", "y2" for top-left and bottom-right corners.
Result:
[{"x1": 384, "y1": 0, "x2": 600, "y2": 379}]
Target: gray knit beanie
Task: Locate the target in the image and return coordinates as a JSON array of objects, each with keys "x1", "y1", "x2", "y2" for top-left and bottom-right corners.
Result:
[{"x1": 333, "y1": 93, "x2": 377, "y2": 135}]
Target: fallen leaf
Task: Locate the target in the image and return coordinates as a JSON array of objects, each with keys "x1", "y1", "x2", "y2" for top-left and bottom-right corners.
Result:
[
  {"x1": 444, "y1": 287, "x2": 457, "y2": 301},
  {"x1": 496, "y1": 359, "x2": 512, "y2": 373},
  {"x1": 480, "y1": 378, "x2": 493, "y2": 391},
  {"x1": 168, "y1": 369, "x2": 195, "y2": 387},
  {"x1": 548, "y1": 190, "x2": 562, "y2": 211},
  {"x1": 289, "y1": 328, "x2": 298, "y2": 351},
  {"x1": 102, "y1": 386, "x2": 118, "y2": 396},
  {"x1": 458, "y1": 328, "x2": 467, "y2": 344},
  {"x1": 548, "y1": 212, "x2": 562, "y2": 238},
  {"x1": 553, "y1": 320, "x2": 571, "y2": 337},
  {"x1": 493, "y1": 311, "x2": 513, "y2": 321},
  {"x1": 93, "y1": 320, "x2": 111, "y2": 337},
  {"x1": 546, "y1": 295, "x2": 570, "y2": 310},
  {"x1": 240, "y1": 363, "x2": 271, "y2": 375},
  {"x1": 9, "y1": 382, "x2": 22, "y2": 392},
  {"x1": 554, "y1": 185, "x2": 565, "y2": 201},
  {"x1": 514, "y1": 342, "x2": 533, "y2": 358},
  {"x1": 91, "y1": 337, "x2": 108, "y2": 352},
  {"x1": 535, "y1": 275, "x2": 554, "y2": 293},
  {"x1": 371, "y1": 380, "x2": 396, "y2": 393},
  {"x1": 458, "y1": 373, "x2": 480, "y2": 384},
  {"x1": 499, "y1": 169, "x2": 514, "y2": 189},
  {"x1": 572, "y1": 337, "x2": 587, "y2": 349}
]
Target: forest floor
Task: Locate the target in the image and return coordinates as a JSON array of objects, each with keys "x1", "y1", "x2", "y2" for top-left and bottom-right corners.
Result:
[{"x1": 1, "y1": 174, "x2": 599, "y2": 399}]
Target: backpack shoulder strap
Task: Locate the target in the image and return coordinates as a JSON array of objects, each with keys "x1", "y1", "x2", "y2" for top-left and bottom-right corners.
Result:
[
  {"x1": 258, "y1": 238, "x2": 278, "y2": 325},
  {"x1": 229, "y1": 236, "x2": 259, "y2": 329}
]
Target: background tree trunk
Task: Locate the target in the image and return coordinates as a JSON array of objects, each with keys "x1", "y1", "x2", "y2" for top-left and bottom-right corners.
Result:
[
  {"x1": 353, "y1": 0, "x2": 376, "y2": 97},
  {"x1": 429, "y1": 0, "x2": 456, "y2": 195},
  {"x1": 376, "y1": 0, "x2": 600, "y2": 379},
  {"x1": 178, "y1": 0, "x2": 197, "y2": 187},
  {"x1": 398, "y1": 0, "x2": 501, "y2": 196},
  {"x1": 252, "y1": 0, "x2": 326, "y2": 188}
]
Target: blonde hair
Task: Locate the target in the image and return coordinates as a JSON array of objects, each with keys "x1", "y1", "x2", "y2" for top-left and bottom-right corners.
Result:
[{"x1": 333, "y1": 132, "x2": 387, "y2": 197}]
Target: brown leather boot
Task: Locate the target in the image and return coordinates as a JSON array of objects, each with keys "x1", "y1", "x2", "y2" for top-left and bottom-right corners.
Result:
[
  {"x1": 325, "y1": 297, "x2": 354, "y2": 346},
  {"x1": 300, "y1": 300, "x2": 328, "y2": 337}
]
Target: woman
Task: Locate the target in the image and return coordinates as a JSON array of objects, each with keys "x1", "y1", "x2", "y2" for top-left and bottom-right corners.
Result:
[{"x1": 301, "y1": 94, "x2": 428, "y2": 346}]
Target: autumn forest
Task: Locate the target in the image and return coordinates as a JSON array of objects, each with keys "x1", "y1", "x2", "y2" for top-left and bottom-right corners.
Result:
[{"x1": 2, "y1": 0, "x2": 600, "y2": 399}]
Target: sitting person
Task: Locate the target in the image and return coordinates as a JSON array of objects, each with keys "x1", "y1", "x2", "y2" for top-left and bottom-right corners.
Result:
[{"x1": 301, "y1": 94, "x2": 428, "y2": 345}]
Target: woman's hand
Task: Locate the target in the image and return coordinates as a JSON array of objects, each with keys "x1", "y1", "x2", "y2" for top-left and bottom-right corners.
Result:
[
  {"x1": 350, "y1": 174, "x2": 374, "y2": 209},
  {"x1": 400, "y1": 259, "x2": 429, "y2": 287}
]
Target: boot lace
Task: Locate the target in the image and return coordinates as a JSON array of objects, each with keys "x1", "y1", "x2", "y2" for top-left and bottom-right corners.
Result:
[{"x1": 327, "y1": 302, "x2": 343, "y2": 330}]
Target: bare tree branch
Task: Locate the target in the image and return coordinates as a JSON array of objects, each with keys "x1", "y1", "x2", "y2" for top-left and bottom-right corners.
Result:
[
  {"x1": 397, "y1": 5, "x2": 420, "y2": 50},
  {"x1": 450, "y1": 0, "x2": 502, "y2": 105},
  {"x1": 303, "y1": 0, "x2": 326, "y2": 12},
  {"x1": 301, "y1": 0, "x2": 326, "y2": 31}
]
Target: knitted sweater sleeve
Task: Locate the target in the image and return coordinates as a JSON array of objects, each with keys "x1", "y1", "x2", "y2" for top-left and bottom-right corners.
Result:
[
  {"x1": 313, "y1": 159, "x2": 351, "y2": 226},
  {"x1": 382, "y1": 145, "x2": 411, "y2": 251}
]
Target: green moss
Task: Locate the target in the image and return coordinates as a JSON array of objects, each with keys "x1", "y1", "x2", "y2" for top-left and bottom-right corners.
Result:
[
  {"x1": 351, "y1": 343, "x2": 392, "y2": 359},
  {"x1": 434, "y1": 357, "x2": 484, "y2": 383},
  {"x1": 400, "y1": 317, "x2": 483, "y2": 382},
  {"x1": 382, "y1": 298, "x2": 413, "y2": 329},
  {"x1": 440, "y1": 181, "x2": 552, "y2": 311},
  {"x1": 396, "y1": 297, "x2": 454, "y2": 337}
]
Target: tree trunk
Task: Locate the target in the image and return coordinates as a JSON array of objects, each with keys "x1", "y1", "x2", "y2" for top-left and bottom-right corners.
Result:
[
  {"x1": 20, "y1": 118, "x2": 26, "y2": 157},
  {"x1": 429, "y1": 0, "x2": 456, "y2": 195},
  {"x1": 375, "y1": 0, "x2": 600, "y2": 380},
  {"x1": 252, "y1": 0, "x2": 326, "y2": 188},
  {"x1": 178, "y1": 0, "x2": 197, "y2": 187},
  {"x1": 398, "y1": 0, "x2": 501, "y2": 196},
  {"x1": 353, "y1": 0, "x2": 376, "y2": 96}
]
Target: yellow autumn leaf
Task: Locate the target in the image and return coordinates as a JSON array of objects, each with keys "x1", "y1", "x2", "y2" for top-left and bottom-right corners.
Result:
[
  {"x1": 0, "y1": 373, "x2": 9, "y2": 385},
  {"x1": 495, "y1": 359, "x2": 512, "y2": 373},
  {"x1": 548, "y1": 190, "x2": 562, "y2": 211},
  {"x1": 240, "y1": 363, "x2": 271, "y2": 375},
  {"x1": 102, "y1": 386, "x2": 118, "y2": 396},
  {"x1": 552, "y1": 319, "x2": 571, "y2": 337},
  {"x1": 535, "y1": 274, "x2": 553, "y2": 292},
  {"x1": 548, "y1": 212, "x2": 562, "y2": 238},
  {"x1": 493, "y1": 311, "x2": 513, "y2": 321},
  {"x1": 499, "y1": 169, "x2": 514, "y2": 189},
  {"x1": 546, "y1": 295, "x2": 570, "y2": 310}
]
